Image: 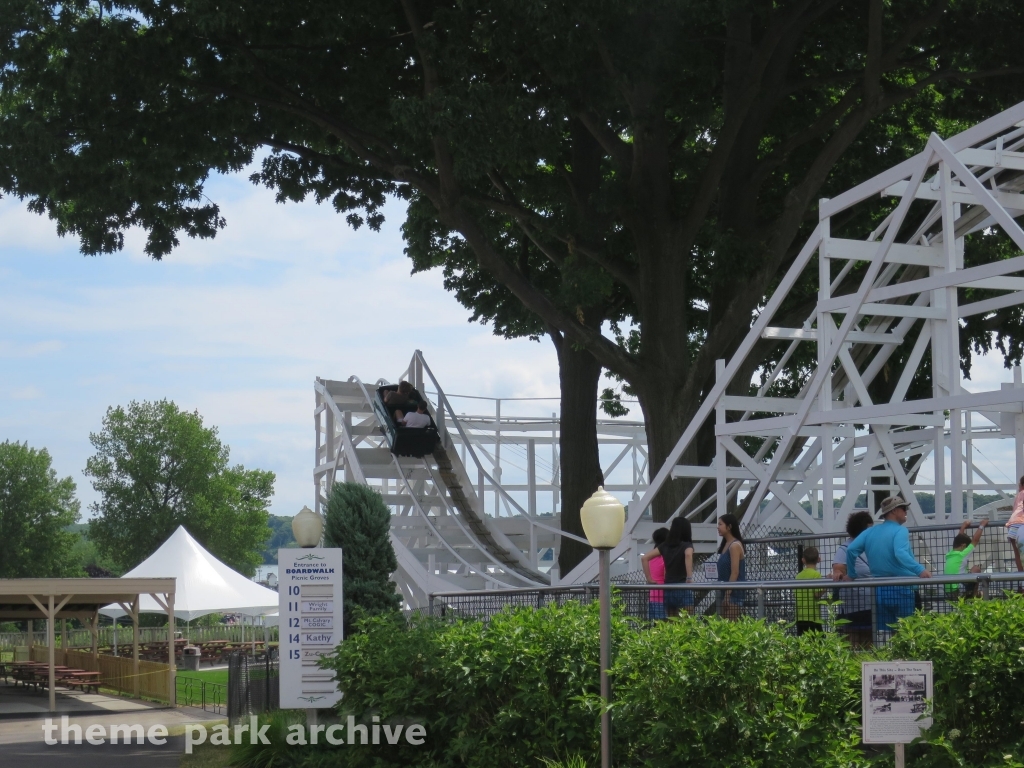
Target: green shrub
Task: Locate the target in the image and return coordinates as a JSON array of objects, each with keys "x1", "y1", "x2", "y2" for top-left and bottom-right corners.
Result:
[
  {"x1": 230, "y1": 710, "x2": 308, "y2": 767},
  {"x1": 322, "y1": 482, "x2": 401, "y2": 636},
  {"x1": 318, "y1": 601, "x2": 623, "y2": 767},
  {"x1": 609, "y1": 616, "x2": 866, "y2": 767},
  {"x1": 235, "y1": 596, "x2": 1024, "y2": 768},
  {"x1": 891, "y1": 596, "x2": 1024, "y2": 765}
]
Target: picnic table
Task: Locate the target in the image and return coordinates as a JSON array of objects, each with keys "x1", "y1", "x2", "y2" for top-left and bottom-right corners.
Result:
[{"x1": 59, "y1": 670, "x2": 102, "y2": 694}]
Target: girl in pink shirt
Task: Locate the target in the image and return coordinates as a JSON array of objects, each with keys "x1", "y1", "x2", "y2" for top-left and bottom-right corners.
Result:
[
  {"x1": 644, "y1": 527, "x2": 669, "y2": 621},
  {"x1": 1007, "y1": 476, "x2": 1024, "y2": 572}
]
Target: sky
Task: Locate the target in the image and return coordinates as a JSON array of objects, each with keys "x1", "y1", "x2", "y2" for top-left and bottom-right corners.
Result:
[
  {"x1": 2, "y1": 162, "x2": 1020, "y2": 522},
  {"x1": 0, "y1": 163, "x2": 560, "y2": 520}
]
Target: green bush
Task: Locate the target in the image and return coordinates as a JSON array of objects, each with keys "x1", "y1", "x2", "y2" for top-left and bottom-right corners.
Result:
[
  {"x1": 891, "y1": 596, "x2": 1024, "y2": 765},
  {"x1": 235, "y1": 596, "x2": 1024, "y2": 767},
  {"x1": 610, "y1": 616, "x2": 865, "y2": 767},
  {"x1": 322, "y1": 482, "x2": 401, "y2": 636},
  {"x1": 315, "y1": 601, "x2": 623, "y2": 767}
]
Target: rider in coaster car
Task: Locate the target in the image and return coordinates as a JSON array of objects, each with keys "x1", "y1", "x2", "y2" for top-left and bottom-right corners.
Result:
[
  {"x1": 384, "y1": 381, "x2": 420, "y2": 422},
  {"x1": 400, "y1": 400, "x2": 431, "y2": 429}
]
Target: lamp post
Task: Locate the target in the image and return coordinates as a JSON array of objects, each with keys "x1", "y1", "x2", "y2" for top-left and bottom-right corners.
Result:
[
  {"x1": 580, "y1": 486, "x2": 625, "y2": 768},
  {"x1": 291, "y1": 504, "x2": 325, "y2": 729},
  {"x1": 292, "y1": 505, "x2": 324, "y2": 548}
]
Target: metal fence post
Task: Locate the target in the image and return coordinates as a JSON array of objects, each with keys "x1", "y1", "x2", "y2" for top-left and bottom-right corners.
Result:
[
  {"x1": 756, "y1": 588, "x2": 765, "y2": 620},
  {"x1": 870, "y1": 588, "x2": 879, "y2": 646},
  {"x1": 978, "y1": 574, "x2": 990, "y2": 601},
  {"x1": 428, "y1": 594, "x2": 434, "y2": 617}
]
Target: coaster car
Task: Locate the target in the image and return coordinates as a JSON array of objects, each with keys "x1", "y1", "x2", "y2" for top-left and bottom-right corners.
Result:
[{"x1": 374, "y1": 385, "x2": 440, "y2": 458}]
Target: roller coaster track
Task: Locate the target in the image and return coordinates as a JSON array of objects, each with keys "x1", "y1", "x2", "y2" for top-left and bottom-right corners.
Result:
[{"x1": 314, "y1": 355, "x2": 594, "y2": 606}]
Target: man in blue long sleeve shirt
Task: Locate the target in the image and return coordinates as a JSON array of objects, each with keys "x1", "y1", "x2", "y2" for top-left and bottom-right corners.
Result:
[{"x1": 847, "y1": 496, "x2": 932, "y2": 632}]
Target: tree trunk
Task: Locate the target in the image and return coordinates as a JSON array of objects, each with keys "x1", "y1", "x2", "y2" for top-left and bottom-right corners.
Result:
[
  {"x1": 634, "y1": 379, "x2": 703, "y2": 522},
  {"x1": 554, "y1": 335, "x2": 603, "y2": 576}
]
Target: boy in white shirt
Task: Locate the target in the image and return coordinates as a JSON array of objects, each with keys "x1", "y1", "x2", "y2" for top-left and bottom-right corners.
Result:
[{"x1": 401, "y1": 401, "x2": 432, "y2": 428}]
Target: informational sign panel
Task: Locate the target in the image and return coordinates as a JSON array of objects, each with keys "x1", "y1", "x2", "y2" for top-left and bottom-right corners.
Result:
[
  {"x1": 703, "y1": 559, "x2": 718, "y2": 581},
  {"x1": 862, "y1": 661, "x2": 933, "y2": 743},
  {"x1": 278, "y1": 548, "x2": 344, "y2": 709}
]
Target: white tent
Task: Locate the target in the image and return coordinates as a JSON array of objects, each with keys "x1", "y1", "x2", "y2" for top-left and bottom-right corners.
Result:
[{"x1": 100, "y1": 525, "x2": 280, "y2": 621}]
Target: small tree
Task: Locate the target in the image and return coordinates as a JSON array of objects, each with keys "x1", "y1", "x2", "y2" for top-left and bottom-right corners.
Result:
[
  {"x1": 323, "y1": 482, "x2": 401, "y2": 635},
  {"x1": 0, "y1": 441, "x2": 81, "y2": 578}
]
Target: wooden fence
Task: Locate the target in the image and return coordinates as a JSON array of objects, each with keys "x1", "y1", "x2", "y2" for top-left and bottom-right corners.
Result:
[
  {"x1": 2, "y1": 623, "x2": 277, "y2": 649},
  {"x1": 30, "y1": 646, "x2": 172, "y2": 703}
]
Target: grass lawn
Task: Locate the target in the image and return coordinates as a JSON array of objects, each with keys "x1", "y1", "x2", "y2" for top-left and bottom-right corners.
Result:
[{"x1": 179, "y1": 668, "x2": 229, "y2": 687}]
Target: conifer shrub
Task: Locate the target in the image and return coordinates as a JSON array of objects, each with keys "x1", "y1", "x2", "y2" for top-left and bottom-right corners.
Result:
[{"x1": 322, "y1": 482, "x2": 401, "y2": 636}]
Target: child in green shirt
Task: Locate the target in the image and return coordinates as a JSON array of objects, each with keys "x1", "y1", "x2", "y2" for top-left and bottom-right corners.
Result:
[
  {"x1": 796, "y1": 546, "x2": 825, "y2": 635},
  {"x1": 944, "y1": 519, "x2": 987, "y2": 597}
]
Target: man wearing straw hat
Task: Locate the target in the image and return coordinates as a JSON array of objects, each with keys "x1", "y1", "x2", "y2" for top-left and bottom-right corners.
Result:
[{"x1": 846, "y1": 496, "x2": 932, "y2": 633}]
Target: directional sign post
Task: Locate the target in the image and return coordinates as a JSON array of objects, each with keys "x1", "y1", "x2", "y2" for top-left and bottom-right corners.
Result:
[{"x1": 278, "y1": 548, "x2": 344, "y2": 711}]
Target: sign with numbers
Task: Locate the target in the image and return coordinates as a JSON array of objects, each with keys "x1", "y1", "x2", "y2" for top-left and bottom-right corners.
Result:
[{"x1": 278, "y1": 548, "x2": 344, "y2": 709}]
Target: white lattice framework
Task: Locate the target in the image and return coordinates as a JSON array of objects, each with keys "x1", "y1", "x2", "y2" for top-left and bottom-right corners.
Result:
[{"x1": 564, "y1": 101, "x2": 1024, "y2": 584}]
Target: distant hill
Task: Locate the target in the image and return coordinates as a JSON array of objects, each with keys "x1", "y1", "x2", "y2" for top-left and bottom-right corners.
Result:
[
  {"x1": 261, "y1": 515, "x2": 297, "y2": 564},
  {"x1": 766, "y1": 492, "x2": 1009, "y2": 519}
]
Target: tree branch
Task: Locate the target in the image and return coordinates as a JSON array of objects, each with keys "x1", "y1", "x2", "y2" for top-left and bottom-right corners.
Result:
[
  {"x1": 479, "y1": 172, "x2": 641, "y2": 298},
  {"x1": 576, "y1": 111, "x2": 632, "y2": 173}
]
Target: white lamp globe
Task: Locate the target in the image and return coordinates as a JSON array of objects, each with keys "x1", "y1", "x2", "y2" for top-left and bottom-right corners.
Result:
[
  {"x1": 292, "y1": 505, "x2": 324, "y2": 548},
  {"x1": 580, "y1": 487, "x2": 625, "y2": 550}
]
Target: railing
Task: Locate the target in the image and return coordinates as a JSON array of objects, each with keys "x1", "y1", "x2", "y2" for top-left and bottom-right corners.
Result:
[
  {"x1": 177, "y1": 675, "x2": 226, "y2": 714},
  {"x1": 428, "y1": 571, "x2": 1024, "y2": 646}
]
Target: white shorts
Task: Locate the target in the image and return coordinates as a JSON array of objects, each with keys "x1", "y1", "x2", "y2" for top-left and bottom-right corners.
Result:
[{"x1": 1008, "y1": 523, "x2": 1023, "y2": 543}]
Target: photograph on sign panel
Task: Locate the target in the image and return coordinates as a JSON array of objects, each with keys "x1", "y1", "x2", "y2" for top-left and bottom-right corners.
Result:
[{"x1": 869, "y1": 673, "x2": 928, "y2": 715}]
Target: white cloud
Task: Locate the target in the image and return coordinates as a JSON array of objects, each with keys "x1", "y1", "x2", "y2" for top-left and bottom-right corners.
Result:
[{"x1": 9, "y1": 386, "x2": 43, "y2": 400}]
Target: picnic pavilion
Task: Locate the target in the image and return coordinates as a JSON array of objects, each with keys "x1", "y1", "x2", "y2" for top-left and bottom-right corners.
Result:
[{"x1": 0, "y1": 577, "x2": 175, "y2": 712}]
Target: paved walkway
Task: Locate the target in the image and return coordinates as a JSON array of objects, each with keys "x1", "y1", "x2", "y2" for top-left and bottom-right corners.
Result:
[
  {"x1": 0, "y1": 706, "x2": 222, "y2": 744},
  {"x1": 0, "y1": 704, "x2": 226, "y2": 766},
  {"x1": 2, "y1": 736, "x2": 187, "y2": 767},
  {"x1": 0, "y1": 682, "x2": 160, "y2": 718}
]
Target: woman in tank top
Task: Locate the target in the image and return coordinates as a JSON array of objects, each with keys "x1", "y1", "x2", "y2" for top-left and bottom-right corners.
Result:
[{"x1": 716, "y1": 513, "x2": 746, "y2": 620}]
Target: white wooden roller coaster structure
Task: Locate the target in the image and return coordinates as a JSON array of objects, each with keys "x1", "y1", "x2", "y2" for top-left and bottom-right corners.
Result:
[{"x1": 316, "y1": 101, "x2": 1024, "y2": 603}]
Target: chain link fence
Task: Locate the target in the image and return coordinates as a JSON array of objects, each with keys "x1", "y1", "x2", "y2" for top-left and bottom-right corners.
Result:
[
  {"x1": 744, "y1": 521, "x2": 1018, "y2": 581},
  {"x1": 227, "y1": 651, "x2": 280, "y2": 724},
  {"x1": 428, "y1": 522, "x2": 1023, "y2": 646}
]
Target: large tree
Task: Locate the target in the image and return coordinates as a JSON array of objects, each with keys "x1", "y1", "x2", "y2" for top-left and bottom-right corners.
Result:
[
  {"x1": 84, "y1": 399, "x2": 274, "y2": 575},
  {"x1": 3, "y1": 2, "x2": 1024, "y2": 565},
  {"x1": 0, "y1": 440, "x2": 81, "y2": 578}
]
